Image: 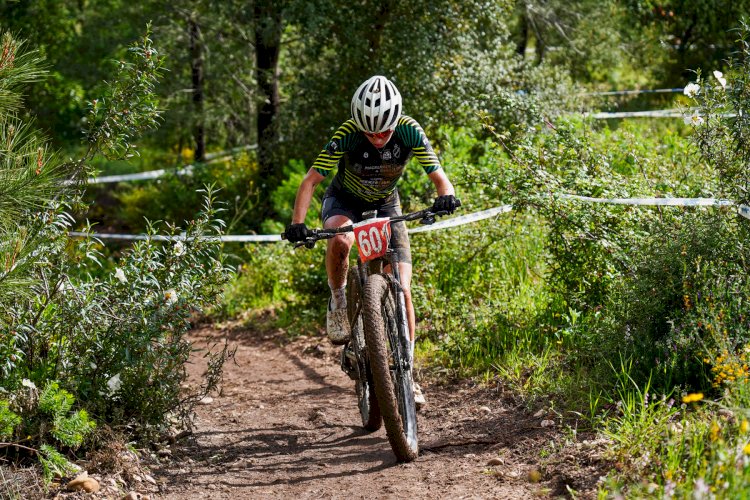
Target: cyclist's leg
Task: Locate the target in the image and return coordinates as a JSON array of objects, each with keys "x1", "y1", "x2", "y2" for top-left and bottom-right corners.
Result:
[
  {"x1": 321, "y1": 192, "x2": 356, "y2": 292},
  {"x1": 322, "y1": 193, "x2": 357, "y2": 344},
  {"x1": 324, "y1": 214, "x2": 355, "y2": 290},
  {"x1": 395, "y1": 262, "x2": 415, "y2": 342}
]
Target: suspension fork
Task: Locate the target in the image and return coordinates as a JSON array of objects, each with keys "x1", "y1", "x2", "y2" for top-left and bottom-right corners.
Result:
[{"x1": 388, "y1": 250, "x2": 413, "y2": 366}]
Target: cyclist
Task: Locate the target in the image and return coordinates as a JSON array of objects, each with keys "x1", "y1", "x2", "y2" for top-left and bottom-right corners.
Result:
[{"x1": 285, "y1": 75, "x2": 459, "y2": 405}]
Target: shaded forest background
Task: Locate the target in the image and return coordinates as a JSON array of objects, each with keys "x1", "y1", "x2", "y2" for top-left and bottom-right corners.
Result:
[{"x1": 3, "y1": 0, "x2": 745, "y2": 232}]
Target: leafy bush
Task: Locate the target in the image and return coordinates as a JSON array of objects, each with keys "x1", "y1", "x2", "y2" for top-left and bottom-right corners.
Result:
[
  {"x1": 590, "y1": 211, "x2": 749, "y2": 389},
  {"x1": 0, "y1": 27, "x2": 233, "y2": 479}
]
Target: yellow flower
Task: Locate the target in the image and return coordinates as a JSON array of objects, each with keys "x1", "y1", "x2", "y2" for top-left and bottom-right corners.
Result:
[
  {"x1": 741, "y1": 420, "x2": 749, "y2": 433},
  {"x1": 710, "y1": 421, "x2": 721, "y2": 442},
  {"x1": 744, "y1": 442, "x2": 750, "y2": 455},
  {"x1": 683, "y1": 393, "x2": 704, "y2": 403}
]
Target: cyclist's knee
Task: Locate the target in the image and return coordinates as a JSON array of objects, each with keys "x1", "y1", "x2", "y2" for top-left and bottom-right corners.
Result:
[{"x1": 328, "y1": 233, "x2": 353, "y2": 258}]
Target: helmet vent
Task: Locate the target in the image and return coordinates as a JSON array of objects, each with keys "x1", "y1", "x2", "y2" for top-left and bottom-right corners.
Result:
[{"x1": 381, "y1": 109, "x2": 391, "y2": 129}]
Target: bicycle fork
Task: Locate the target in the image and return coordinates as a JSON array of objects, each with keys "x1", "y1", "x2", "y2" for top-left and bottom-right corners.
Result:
[{"x1": 388, "y1": 255, "x2": 413, "y2": 367}]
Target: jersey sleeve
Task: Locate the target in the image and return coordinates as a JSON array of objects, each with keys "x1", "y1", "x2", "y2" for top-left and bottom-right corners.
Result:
[
  {"x1": 311, "y1": 119, "x2": 362, "y2": 177},
  {"x1": 394, "y1": 116, "x2": 441, "y2": 174}
]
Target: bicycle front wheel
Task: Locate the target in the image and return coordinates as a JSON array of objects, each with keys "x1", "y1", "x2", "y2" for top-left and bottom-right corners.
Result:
[{"x1": 362, "y1": 273, "x2": 418, "y2": 462}]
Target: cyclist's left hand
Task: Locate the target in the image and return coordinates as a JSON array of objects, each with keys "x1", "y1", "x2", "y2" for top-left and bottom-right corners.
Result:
[{"x1": 432, "y1": 194, "x2": 460, "y2": 214}]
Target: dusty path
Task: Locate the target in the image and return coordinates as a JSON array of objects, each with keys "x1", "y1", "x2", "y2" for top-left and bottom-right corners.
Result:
[{"x1": 152, "y1": 323, "x2": 603, "y2": 499}]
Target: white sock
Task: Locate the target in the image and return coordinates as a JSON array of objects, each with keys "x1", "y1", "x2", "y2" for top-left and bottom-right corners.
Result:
[{"x1": 329, "y1": 283, "x2": 347, "y2": 310}]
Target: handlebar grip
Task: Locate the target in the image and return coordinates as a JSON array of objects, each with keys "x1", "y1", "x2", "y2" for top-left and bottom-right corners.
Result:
[{"x1": 281, "y1": 232, "x2": 287, "y2": 240}]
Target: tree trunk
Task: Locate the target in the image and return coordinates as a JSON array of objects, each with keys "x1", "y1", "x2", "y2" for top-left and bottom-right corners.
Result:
[
  {"x1": 515, "y1": 9, "x2": 529, "y2": 57},
  {"x1": 255, "y1": 0, "x2": 282, "y2": 189},
  {"x1": 189, "y1": 16, "x2": 205, "y2": 163}
]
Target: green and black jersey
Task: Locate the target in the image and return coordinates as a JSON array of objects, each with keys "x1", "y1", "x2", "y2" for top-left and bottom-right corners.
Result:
[{"x1": 312, "y1": 115, "x2": 441, "y2": 203}]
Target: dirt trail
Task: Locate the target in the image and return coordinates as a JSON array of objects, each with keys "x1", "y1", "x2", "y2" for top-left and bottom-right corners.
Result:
[{"x1": 152, "y1": 323, "x2": 601, "y2": 499}]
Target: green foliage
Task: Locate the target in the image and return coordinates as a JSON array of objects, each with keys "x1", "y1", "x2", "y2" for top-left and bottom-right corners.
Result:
[
  {"x1": 590, "y1": 212, "x2": 748, "y2": 389},
  {"x1": 219, "y1": 239, "x2": 327, "y2": 333},
  {"x1": 38, "y1": 444, "x2": 79, "y2": 484},
  {"x1": 0, "y1": 28, "x2": 232, "y2": 486},
  {"x1": 108, "y1": 152, "x2": 259, "y2": 232},
  {"x1": 683, "y1": 28, "x2": 750, "y2": 206},
  {"x1": 36, "y1": 382, "x2": 97, "y2": 449},
  {"x1": 83, "y1": 24, "x2": 164, "y2": 163},
  {"x1": 38, "y1": 382, "x2": 74, "y2": 418},
  {"x1": 623, "y1": 0, "x2": 750, "y2": 86},
  {"x1": 51, "y1": 190, "x2": 233, "y2": 432},
  {"x1": 52, "y1": 410, "x2": 96, "y2": 449},
  {"x1": 8, "y1": 381, "x2": 96, "y2": 451},
  {"x1": 0, "y1": 32, "x2": 47, "y2": 116},
  {"x1": 0, "y1": 400, "x2": 20, "y2": 439}
]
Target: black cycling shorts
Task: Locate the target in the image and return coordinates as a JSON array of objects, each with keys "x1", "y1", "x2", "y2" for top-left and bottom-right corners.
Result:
[{"x1": 321, "y1": 187, "x2": 411, "y2": 264}]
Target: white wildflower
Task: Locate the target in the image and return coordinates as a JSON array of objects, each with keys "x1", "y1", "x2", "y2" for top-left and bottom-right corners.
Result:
[
  {"x1": 107, "y1": 373, "x2": 122, "y2": 394},
  {"x1": 684, "y1": 112, "x2": 704, "y2": 126},
  {"x1": 693, "y1": 478, "x2": 710, "y2": 499},
  {"x1": 164, "y1": 289, "x2": 178, "y2": 305},
  {"x1": 21, "y1": 379, "x2": 36, "y2": 390},
  {"x1": 683, "y1": 82, "x2": 700, "y2": 98},
  {"x1": 173, "y1": 240, "x2": 185, "y2": 256},
  {"x1": 713, "y1": 70, "x2": 727, "y2": 89},
  {"x1": 114, "y1": 268, "x2": 127, "y2": 284}
]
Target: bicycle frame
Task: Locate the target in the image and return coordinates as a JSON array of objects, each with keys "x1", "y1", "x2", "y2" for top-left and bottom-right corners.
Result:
[{"x1": 351, "y1": 210, "x2": 411, "y2": 365}]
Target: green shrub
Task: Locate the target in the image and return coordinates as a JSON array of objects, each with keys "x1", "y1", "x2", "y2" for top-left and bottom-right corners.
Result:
[
  {"x1": 0, "y1": 29, "x2": 234, "y2": 486},
  {"x1": 0, "y1": 400, "x2": 20, "y2": 440}
]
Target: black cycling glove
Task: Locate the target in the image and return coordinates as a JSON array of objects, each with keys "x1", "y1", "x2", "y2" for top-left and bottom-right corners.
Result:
[
  {"x1": 284, "y1": 223, "x2": 310, "y2": 243},
  {"x1": 432, "y1": 195, "x2": 460, "y2": 214}
]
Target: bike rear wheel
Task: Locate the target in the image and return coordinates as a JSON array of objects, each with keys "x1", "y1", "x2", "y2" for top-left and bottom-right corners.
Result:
[
  {"x1": 362, "y1": 273, "x2": 418, "y2": 462},
  {"x1": 347, "y1": 267, "x2": 381, "y2": 431}
]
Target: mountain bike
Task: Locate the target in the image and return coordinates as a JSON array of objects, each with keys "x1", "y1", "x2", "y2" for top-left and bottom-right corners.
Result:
[{"x1": 282, "y1": 204, "x2": 458, "y2": 462}]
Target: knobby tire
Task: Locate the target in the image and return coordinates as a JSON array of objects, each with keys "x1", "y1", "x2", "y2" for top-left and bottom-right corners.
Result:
[
  {"x1": 347, "y1": 267, "x2": 381, "y2": 431},
  {"x1": 362, "y1": 273, "x2": 418, "y2": 462}
]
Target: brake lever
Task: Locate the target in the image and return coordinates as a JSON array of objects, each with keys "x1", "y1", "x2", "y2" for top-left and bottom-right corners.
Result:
[{"x1": 419, "y1": 215, "x2": 436, "y2": 225}]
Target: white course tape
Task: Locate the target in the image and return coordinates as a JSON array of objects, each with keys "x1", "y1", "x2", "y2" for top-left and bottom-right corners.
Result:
[
  {"x1": 559, "y1": 194, "x2": 750, "y2": 220},
  {"x1": 407, "y1": 205, "x2": 513, "y2": 234},
  {"x1": 588, "y1": 109, "x2": 686, "y2": 119},
  {"x1": 87, "y1": 165, "x2": 195, "y2": 184},
  {"x1": 557, "y1": 194, "x2": 735, "y2": 207},
  {"x1": 68, "y1": 196, "x2": 750, "y2": 244},
  {"x1": 586, "y1": 88, "x2": 684, "y2": 96},
  {"x1": 85, "y1": 144, "x2": 257, "y2": 185},
  {"x1": 68, "y1": 231, "x2": 281, "y2": 242},
  {"x1": 68, "y1": 205, "x2": 515, "y2": 243},
  {"x1": 589, "y1": 109, "x2": 737, "y2": 120}
]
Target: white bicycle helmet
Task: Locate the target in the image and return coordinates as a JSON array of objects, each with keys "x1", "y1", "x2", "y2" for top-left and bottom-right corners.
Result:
[{"x1": 350, "y1": 75, "x2": 402, "y2": 133}]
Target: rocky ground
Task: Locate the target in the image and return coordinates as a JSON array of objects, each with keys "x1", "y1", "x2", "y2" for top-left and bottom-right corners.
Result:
[{"x1": 5, "y1": 322, "x2": 611, "y2": 499}]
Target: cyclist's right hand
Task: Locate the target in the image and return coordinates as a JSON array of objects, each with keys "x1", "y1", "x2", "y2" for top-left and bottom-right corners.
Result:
[
  {"x1": 432, "y1": 195, "x2": 461, "y2": 214},
  {"x1": 284, "y1": 223, "x2": 310, "y2": 243}
]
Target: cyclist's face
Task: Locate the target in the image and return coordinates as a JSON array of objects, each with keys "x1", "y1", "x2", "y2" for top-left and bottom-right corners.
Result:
[{"x1": 364, "y1": 129, "x2": 394, "y2": 148}]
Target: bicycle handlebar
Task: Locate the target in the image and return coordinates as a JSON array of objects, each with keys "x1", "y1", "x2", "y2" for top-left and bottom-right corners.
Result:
[{"x1": 281, "y1": 200, "x2": 462, "y2": 248}]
